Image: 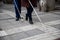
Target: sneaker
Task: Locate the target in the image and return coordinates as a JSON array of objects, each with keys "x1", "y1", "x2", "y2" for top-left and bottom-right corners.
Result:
[{"x1": 16, "y1": 18, "x2": 19, "y2": 21}]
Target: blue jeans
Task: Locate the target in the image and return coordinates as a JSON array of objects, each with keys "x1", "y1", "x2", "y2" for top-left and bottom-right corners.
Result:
[{"x1": 14, "y1": 0, "x2": 21, "y2": 18}]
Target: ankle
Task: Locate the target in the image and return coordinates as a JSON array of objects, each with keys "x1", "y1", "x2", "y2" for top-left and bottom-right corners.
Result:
[{"x1": 29, "y1": 20, "x2": 33, "y2": 24}]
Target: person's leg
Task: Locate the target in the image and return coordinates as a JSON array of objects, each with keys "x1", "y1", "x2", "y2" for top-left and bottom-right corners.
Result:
[
  {"x1": 14, "y1": 0, "x2": 21, "y2": 21},
  {"x1": 15, "y1": 7, "x2": 20, "y2": 21},
  {"x1": 26, "y1": 7, "x2": 29, "y2": 21},
  {"x1": 28, "y1": 6, "x2": 33, "y2": 22},
  {"x1": 26, "y1": 5, "x2": 33, "y2": 24}
]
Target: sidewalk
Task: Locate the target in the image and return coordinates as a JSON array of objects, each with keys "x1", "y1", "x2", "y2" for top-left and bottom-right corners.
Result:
[{"x1": 0, "y1": 4, "x2": 60, "y2": 40}]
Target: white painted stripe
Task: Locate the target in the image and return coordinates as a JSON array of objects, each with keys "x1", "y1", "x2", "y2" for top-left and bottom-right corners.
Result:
[
  {"x1": 0, "y1": 13, "x2": 5, "y2": 14},
  {"x1": 4, "y1": 20, "x2": 60, "y2": 36},
  {"x1": 3, "y1": 9, "x2": 51, "y2": 17},
  {"x1": 39, "y1": 24, "x2": 59, "y2": 33},
  {"x1": 20, "y1": 23, "x2": 60, "y2": 40},
  {"x1": 5, "y1": 25, "x2": 37, "y2": 36},
  {"x1": 21, "y1": 23, "x2": 60, "y2": 40},
  {"x1": 3, "y1": 9, "x2": 26, "y2": 13},
  {"x1": 21, "y1": 31, "x2": 60, "y2": 40},
  {"x1": 3, "y1": 10, "x2": 15, "y2": 17},
  {"x1": 4, "y1": 21, "x2": 60, "y2": 36},
  {"x1": 44, "y1": 20, "x2": 60, "y2": 26},
  {"x1": 2, "y1": 10, "x2": 60, "y2": 26},
  {"x1": 3, "y1": 10, "x2": 26, "y2": 17},
  {"x1": 0, "y1": 31, "x2": 8, "y2": 36}
]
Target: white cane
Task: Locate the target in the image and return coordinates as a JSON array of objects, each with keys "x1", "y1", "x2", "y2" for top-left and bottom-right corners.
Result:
[
  {"x1": 14, "y1": 0, "x2": 23, "y2": 21},
  {"x1": 28, "y1": 0, "x2": 45, "y2": 26}
]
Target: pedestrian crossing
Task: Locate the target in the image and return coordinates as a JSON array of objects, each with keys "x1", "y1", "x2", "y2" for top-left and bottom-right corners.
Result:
[
  {"x1": 0, "y1": 10, "x2": 60, "y2": 40},
  {"x1": 0, "y1": 31, "x2": 7, "y2": 36}
]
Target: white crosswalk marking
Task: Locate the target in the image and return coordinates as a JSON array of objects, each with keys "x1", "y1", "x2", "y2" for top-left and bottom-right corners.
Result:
[
  {"x1": 0, "y1": 9, "x2": 60, "y2": 40},
  {"x1": 3, "y1": 9, "x2": 26, "y2": 18},
  {"x1": 5, "y1": 25, "x2": 38, "y2": 36},
  {"x1": 44, "y1": 20, "x2": 60, "y2": 26},
  {"x1": 21, "y1": 32, "x2": 60, "y2": 40},
  {"x1": 21, "y1": 24, "x2": 60, "y2": 40},
  {"x1": 1, "y1": 19, "x2": 60, "y2": 37},
  {"x1": 0, "y1": 31, "x2": 8, "y2": 36},
  {"x1": 3, "y1": 10, "x2": 54, "y2": 18}
]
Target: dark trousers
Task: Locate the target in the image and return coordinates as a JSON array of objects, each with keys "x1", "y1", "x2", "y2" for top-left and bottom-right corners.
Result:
[
  {"x1": 15, "y1": 6, "x2": 21, "y2": 18},
  {"x1": 26, "y1": 5, "x2": 33, "y2": 21},
  {"x1": 14, "y1": 0, "x2": 21, "y2": 18},
  {"x1": 14, "y1": 0, "x2": 33, "y2": 21}
]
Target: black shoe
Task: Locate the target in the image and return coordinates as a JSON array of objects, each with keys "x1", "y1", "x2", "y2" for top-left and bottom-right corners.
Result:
[
  {"x1": 26, "y1": 17, "x2": 28, "y2": 21},
  {"x1": 26, "y1": 14, "x2": 28, "y2": 21},
  {"x1": 29, "y1": 21, "x2": 33, "y2": 24},
  {"x1": 16, "y1": 18, "x2": 19, "y2": 21}
]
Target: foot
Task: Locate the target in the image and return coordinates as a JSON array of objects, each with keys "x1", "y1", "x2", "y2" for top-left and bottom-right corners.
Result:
[
  {"x1": 26, "y1": 14, "x2": 28, "y2": 21},
  {"x1": 16, "y1": 18, "x2": 19, "y2": 21},
  {"x1": 29, "y1": 21, "x2": 33, "y2": 24},
  {"x1": 26, "y1": 17, "x2": 28, "y2": 21}
]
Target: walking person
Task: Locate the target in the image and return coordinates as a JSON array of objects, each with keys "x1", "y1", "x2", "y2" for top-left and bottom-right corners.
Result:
[
  {"x1": 14, "y1": 0, "x2": 37, "y2": 24},
  {"x1": 26, "y1": 5, "x2": 33, "y2": 24}
]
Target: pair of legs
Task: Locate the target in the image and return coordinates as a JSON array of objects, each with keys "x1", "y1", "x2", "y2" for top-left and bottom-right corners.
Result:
[
  {"x1": 15, "y1": 4, "x2": 33, "y2": 24},
  {"x1": 26, "y1": 5, "x2": 33, "y2": 24}
]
